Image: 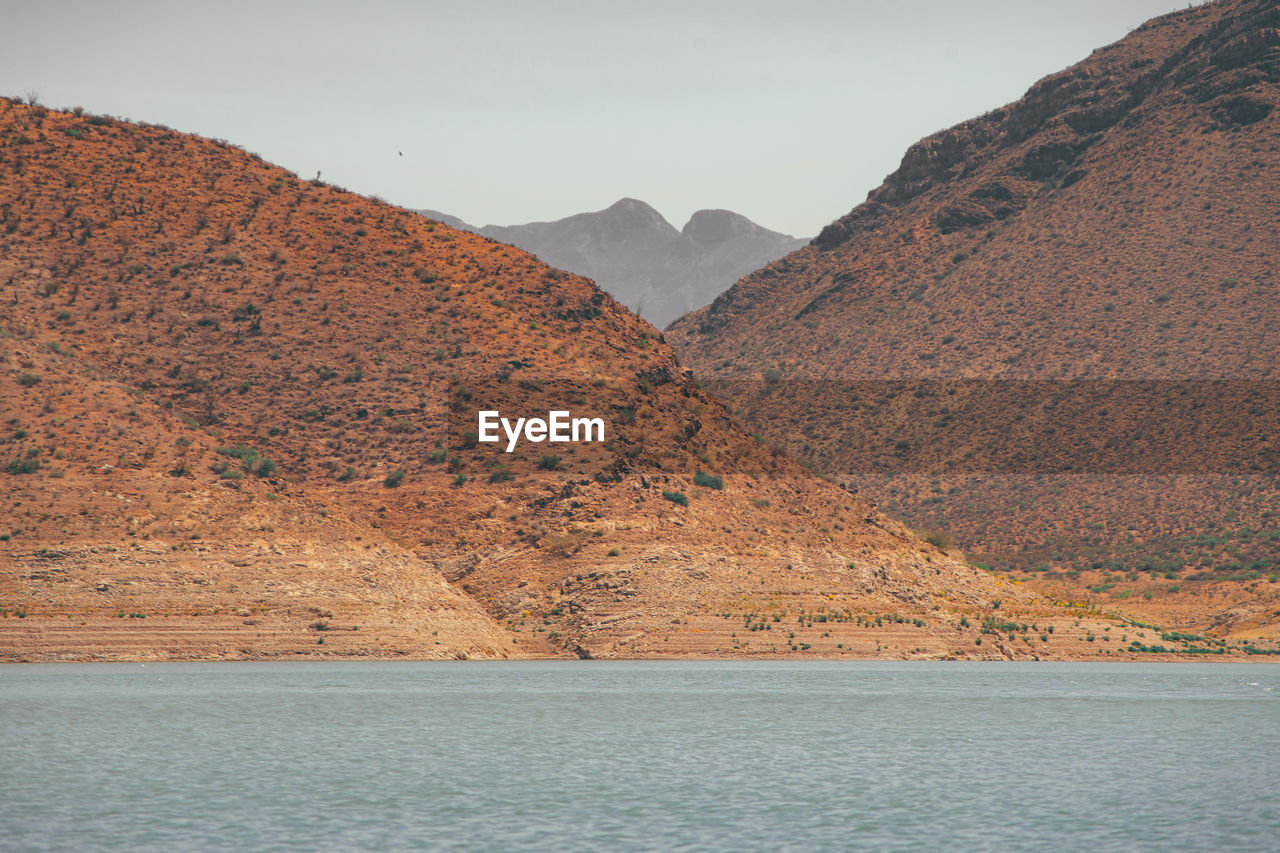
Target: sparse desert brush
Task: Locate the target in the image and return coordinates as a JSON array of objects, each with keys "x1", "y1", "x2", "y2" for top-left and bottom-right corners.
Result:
[
  {"x1": 213, "y1": 444, "x2": 275, "y2": 477},
  {"x1": 662, "y1": 490, "x2": 688, "y2": 506},
  {"x1": 693, "y1": 471, "x2": 723, "y2": 490},
  {"x1": 922, "y1": 529, "x2": 953, "y2": 549},
  {"x1": 5, "y1": 458, "x2": 40, "y2": 475},
  {"x1": 384, "y1": 469, "x2": 405, "y2": 487},
  {"x1": 541, "y1": 533, "x2": 579, "y2": 556}
]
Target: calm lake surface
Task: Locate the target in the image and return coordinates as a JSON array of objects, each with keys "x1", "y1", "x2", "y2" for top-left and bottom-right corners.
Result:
[{"x1": 1, "y1": 661, "x2": 1276, "y2": 852}]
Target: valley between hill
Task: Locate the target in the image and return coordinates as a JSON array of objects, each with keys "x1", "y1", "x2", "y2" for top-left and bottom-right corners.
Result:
[{"x1": 1, "y1": 97, "x2": 1215, "y2": 662}]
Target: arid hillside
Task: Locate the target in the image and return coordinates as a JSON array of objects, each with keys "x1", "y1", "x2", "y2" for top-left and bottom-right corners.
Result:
[
  {"x1": 668, "y1": 0, "x2": 1280, "y2": 635},
  {"x1": 0, "y1": 97, "x2": 1196, "y2": 663}
]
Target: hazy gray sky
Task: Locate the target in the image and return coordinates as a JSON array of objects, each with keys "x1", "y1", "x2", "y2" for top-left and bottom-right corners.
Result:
[{"x1": 5, "y1": 1, "x2": 1195, "y2": 235}]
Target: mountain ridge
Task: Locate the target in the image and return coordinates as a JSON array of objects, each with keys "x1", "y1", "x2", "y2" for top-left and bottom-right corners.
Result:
[{"x1": 419, "y1": 198, "x2": 808, "y2": 328}]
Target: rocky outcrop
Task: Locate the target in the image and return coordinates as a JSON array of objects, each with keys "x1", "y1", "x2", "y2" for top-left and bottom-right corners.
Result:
[{"x1": 811, "y1": 0, "x2": 1280, "y2": 252}]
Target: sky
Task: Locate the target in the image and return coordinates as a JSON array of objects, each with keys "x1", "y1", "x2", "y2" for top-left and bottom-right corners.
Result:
[{"x1": 3, "y1": 0, "x2": 1198, "y2": 236}]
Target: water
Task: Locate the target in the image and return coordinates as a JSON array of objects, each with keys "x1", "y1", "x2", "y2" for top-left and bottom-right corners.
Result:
[{"x1": 1, "y1": 662, "x2": 1276, "y2": 852}]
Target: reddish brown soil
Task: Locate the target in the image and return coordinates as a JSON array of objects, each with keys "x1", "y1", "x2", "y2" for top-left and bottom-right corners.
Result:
[{"x1": 668, "y1": 0, "x2": 1280, "y2": 637}]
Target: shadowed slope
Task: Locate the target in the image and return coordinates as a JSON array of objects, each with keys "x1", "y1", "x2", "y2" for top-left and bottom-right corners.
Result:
[{"x1": 668, "y1": 0, "x2": 1280, "y2": 637}]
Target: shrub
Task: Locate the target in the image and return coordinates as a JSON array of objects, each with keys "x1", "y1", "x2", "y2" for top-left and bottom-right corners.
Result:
[
  {"x1": 536, "y1": 455, "x2": 561, "y2": 470},
  {"x1": 217, "y1": 445, "x2": 258, "y2": 463},
  {"x1": 693, "y1": 471, "x2": 724, "y2": 490},
  {"x1": 923, "y1": 529, "x2": 953, "y2": 549},
  {"x1": 541, "y1": 534, "x2": 578, "y2": 556},
  {"x1": 16, "y1": 373, "x2": 39, "y2": 388},
  {"x1": 5, "y1": 458, "x2": 40, "y2": 475},
  {"x1": 384, "y1": 469, "x2": 405, "y2": 487},
  {"x1": 488, "y1": 466, "x2": 513, "y2": 483},
  {"x1": 452, "y1": 472, "x2": 468, "y2": 487},
  {"x1": 214, "y1": 445, "x2": 276, "y2": 478},
  {"x1": 662, "y1": 490, "x2": 688, "y2": 506}
]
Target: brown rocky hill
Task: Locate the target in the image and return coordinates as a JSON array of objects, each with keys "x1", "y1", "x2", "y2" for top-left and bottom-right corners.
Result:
[
  {"x1": 668, "y1": 0, "x2": 1280, "y2": 636},
  {"x1": 0, "y1": 97, "x2": 1174, "y2": 663}
]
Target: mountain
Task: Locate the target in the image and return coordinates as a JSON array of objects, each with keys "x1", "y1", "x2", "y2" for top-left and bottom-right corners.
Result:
[
  {"x1": 418, "y1": 199, "x2": 808, "y2": 329},
  {"x1": 0, "y1": 97, "x2": 1168, "y2": 663},
  {"x1": 668, "y1": 0, "x2": 1280, "y2": 639}
]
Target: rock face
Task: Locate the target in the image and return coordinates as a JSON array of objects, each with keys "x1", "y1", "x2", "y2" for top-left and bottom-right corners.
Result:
[
  {"x1": 419, "y1": 199, "x2": 807, "y2": 329},
  {"x1": 667, "y1": 0, "x2": 1280, "y2": 635},
  {"x1": 3, "y1": 97, "x2": 1155, "y2": 663}
]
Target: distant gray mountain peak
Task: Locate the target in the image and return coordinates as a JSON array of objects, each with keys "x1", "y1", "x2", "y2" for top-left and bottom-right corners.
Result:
[
  {"x1": 682, "y1": 208, "x2": 786, "y2": 245},
  {"x1": 417, "y1": 198, "x2": 806, "y2": 329},
  {"x1": 606, "y1": 196, "x2": 662, "y2": 215}
]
